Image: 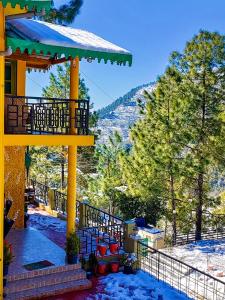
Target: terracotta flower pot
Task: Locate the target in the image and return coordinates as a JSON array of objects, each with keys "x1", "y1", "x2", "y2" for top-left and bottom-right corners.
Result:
[
  {"x1": 109, "y1": 242, "x2": 119, "y2": 254},
  {"x1": 98, "y1": 262, "x2": 108, "y2": 274},
  {"x1": 110, "y1": 261, "x2": 120, "y2": 273},
  {"x1": 97, "y1": 244, "x2": 108, "y2": 256}
]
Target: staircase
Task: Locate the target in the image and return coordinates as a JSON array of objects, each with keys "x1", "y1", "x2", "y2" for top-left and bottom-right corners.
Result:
[{"x1": 4, "y1": 264, "x2": 92, "y2": 300}]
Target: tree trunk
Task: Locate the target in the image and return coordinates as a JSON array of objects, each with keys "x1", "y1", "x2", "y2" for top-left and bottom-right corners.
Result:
[
  {"x1": 170, "y1": 171, "x2": 177, "y2": 245},
  {"x1": 195, "y1": 172, "x2": 204, "y2": 241}
]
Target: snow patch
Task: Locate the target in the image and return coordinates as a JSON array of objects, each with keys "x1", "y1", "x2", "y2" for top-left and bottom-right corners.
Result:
[{"x1": 88, "y1": 271, "x2": 191, "y2": 300}]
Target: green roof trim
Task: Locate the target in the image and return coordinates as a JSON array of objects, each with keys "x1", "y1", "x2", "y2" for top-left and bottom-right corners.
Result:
[
  {"x1": 1, "y1": 0, "x2": 52, "y2": 12},
  {"x1": 6, "y1": 37, "x2": 133, "y2": 66}
]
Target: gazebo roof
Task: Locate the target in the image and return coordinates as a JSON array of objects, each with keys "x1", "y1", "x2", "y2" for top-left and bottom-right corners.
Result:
[
  {"x1": 1, "y1": 0, "x2": 52, "y2": 12},
  {"x1": 6, "y1": 19, "x2": 132, "y2": 67}
]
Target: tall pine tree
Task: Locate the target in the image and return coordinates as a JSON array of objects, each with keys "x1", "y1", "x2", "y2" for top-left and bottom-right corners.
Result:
[{"x1": 170, "y1": 31, "x2": 225, "y2": 240}]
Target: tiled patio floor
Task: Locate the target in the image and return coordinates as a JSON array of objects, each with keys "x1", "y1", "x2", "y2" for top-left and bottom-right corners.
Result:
[{"x1": 7, "y1": 227, "x2": 66, "y2": 275}]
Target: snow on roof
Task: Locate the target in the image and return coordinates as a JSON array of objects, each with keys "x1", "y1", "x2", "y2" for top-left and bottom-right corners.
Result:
[{"x1": 7, "y1": 19, "x2": 132, "y2": 66}]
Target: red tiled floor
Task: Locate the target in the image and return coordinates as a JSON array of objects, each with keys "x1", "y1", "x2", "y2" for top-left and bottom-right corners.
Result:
[
  {"x1": 45, "y1": 277, "x2": 106, "y2": 300},
  {"x1": 27, "y1": 208, "x2": 107, "y2": 299}
]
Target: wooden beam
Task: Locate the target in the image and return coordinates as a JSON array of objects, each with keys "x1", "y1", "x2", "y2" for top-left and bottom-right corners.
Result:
[{"x1": 7, "y1": 51, "x2": 70, "y2": 69}]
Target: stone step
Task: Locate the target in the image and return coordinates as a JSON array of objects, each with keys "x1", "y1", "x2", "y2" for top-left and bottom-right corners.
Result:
[
  {"x1": 5, "y1": 268, "x2": 87, "y2": 293},
  {"x1": 5, "y1": 278, "x2": 92, "y2": 300},
  {"x1": 7, "y1": 263, "x2": 81, "y2": 282}
]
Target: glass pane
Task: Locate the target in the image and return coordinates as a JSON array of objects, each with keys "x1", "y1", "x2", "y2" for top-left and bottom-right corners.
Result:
[
  {"x1": 5, "y1": 82, "x2": 11, "y2": 94},
  {"x1": 5, "y1": 64, "x2": 11, "y2": 81}
]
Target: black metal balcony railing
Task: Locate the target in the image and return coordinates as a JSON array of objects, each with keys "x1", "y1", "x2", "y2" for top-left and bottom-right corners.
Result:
[
  {"x1": 137, "y1": 241, "x2": 225, "y2": 300},
  {"x1": 5, "y1": 96, "x2": 89, "y2": 135}
]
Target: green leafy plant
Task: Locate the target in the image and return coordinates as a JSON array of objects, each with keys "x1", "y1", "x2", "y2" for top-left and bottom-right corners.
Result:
[
  {"x1": 120, "y1": 253, "x2": 137, "y2": 267},
  {"x1": 88, "y1": 252, "x2": 98, "y2": 274},
  {"x1": 4, "y1": 241, "x2": 13, "y2": 265},
  {"x1": 65, "y1": 232, "x2": 80, "y2": 256}
]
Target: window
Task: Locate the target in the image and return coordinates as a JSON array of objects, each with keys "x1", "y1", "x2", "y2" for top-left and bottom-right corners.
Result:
[{"x1": 5, "y1": 61, "x2": 16, "y2": 95}]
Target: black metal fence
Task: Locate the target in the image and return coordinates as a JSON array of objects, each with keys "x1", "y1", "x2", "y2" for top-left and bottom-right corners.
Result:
[
  {"x1": 78, "y1": 224, "x2": 124, "y2": 255},
  {"x1": 31, "y1": 180, "x2": 49, "y2": 205},
  {"x1": 84, "y1": 203, "x2": 124, "y2": 228},
  {"x1": 54, "y1": 189, "x2": 67, "y2": 214},
  {"x1": 80, "y1": 203, "x2": 125, "y2": 253},
  {"x1": 176, "y1": 212, "x2": 225, "y2": 245},
  {"x1": 5, "y1": 96, "x2": 89, "y2": 135},
  {"x1": 137, "y1": 240, "x2": 225, "y2": 300},
  {"x1": 31, "y1": 179, "x2": 80, "y2": 216},
  {"x1": 31, "y1": 180, "x2": 125, "y2": 254}
]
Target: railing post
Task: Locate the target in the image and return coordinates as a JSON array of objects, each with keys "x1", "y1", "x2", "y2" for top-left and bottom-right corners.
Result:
[
  {"x1": 48, "y1": 188, "x2": 55, "y2": 211},
  {"x1": 124, "y1": 220, "x2": 137, "y2": 253},
  {"x1": 78, "y1": 200, "x2": 88, "y2": 229}
]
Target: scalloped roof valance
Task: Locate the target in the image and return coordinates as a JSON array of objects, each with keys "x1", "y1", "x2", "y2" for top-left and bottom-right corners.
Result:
[
  {"x1": 6, "y1": 19, "x2": 132, "y2": 66},
  {"x1": 1, "y1": 0, "x2": 52, "y2": 12}
]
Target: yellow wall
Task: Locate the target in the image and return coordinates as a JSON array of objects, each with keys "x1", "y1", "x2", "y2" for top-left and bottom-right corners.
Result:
[
  {"x1": 4, "y1": 146, "x2": 25, "y2": 228},
  {"x1": 4, "y1": 60, "x2": 26, "y2": 229}
]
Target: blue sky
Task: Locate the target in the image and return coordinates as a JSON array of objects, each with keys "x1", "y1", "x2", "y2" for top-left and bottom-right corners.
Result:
[{"x1": 27, "y1": 0, "x2": 225, "y2": 109}]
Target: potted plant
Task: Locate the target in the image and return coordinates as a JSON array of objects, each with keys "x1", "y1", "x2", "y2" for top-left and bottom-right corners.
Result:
[
  {"x1": 97, "y1": 243, "x2": 108, "y2": 256},
  {"x1": 88, "y1": 252, "x2": 98, "y2": 276},
  {"x1": 3, "y1": 240, "x2": 13, "y2": 286},
  {"x1": 65, "y1": 232, "x2": 80, "y2": 264},
  {"x1": 109, "y1": 241, "x2": 119, "y2": 254},
  {"x1": 97, "y1": 261, "x2": 108, "y2": 274},
  {"x1": 109, "y1": 261, "x2": 120, "y2": 273},
  {"x1": 121, "y1": 253, "x2": 137, "y2": 274}
]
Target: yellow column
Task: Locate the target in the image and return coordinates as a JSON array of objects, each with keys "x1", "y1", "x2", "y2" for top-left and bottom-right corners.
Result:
[
  {"x1": 17, "y1": 60, "x2": 26, "y2": 95},
  {"x1": 67, "y1": 57, "x2": 79, "y2": 236},
  {"x1": 0, "y1": 4, "x2": 5, "y2": 299}
]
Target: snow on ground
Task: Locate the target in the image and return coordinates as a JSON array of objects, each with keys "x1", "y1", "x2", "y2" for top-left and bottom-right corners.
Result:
[
  {"x1": 28, "y1": 206, "x2": 67, "y2": 248},
  {"x1": 28, "y1": 208, "x2": 191, "y2": 299},
  {"x1": 28, "y1": 206, "x2": 66, "y2": 233},
  {"x1": 88, "y1": 271, "x2": 191, "y2": 300},
  {"x1": 161, "y1": 239, "x2": 225, "y2": 281}
]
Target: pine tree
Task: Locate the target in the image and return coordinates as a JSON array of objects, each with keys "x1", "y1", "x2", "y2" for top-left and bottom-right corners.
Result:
[
  {"x1": 43, "y1": 0, "x2": 83, "y2": 25},
  {"x1": 42, "y1": 62, "x2": 90, "y2": 100},
  {"x1": 86, "y1": 132, "x2": 124, "y2": 215},
  {"x1": 120, "y1": 31, "x2": 225, "y2": 240},
  {"x1": 169, "y1": 31, "x2": 225, "y2": 240},
  {"x1": 120, "y1": 68, "x2": 187, "y2": 234}
]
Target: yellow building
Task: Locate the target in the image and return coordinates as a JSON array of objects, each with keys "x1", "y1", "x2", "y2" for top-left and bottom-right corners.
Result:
[{"x1": 0, "y1": 1, "x2": 132, "y2": 298}]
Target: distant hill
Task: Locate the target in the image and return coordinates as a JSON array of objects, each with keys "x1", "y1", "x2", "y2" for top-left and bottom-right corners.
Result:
[{"x1": 97, "y1": 82, "x2": 155, "y2": 144}]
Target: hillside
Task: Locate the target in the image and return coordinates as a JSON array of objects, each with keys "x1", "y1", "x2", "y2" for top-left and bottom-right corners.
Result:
[{"x1": 97, "y1": 82, "x2": 155, "y2": 144}]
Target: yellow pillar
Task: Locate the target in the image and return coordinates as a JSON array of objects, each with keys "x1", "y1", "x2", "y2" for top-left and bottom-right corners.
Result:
[
  {"x1": 67, "y1": 57, "x2": 79, "y2": 236},
  {"x1": 0, "y1": 4, "x2": 5, "y2": 299},
  {"x1": 17, "y1": 60, "x2": 26, "y2": 96}
]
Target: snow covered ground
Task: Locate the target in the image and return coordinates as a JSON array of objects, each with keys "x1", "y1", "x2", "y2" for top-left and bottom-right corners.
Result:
[
  {"x1": 161, "y1": 239, "x2": 225, "y2": 281},
  {"x1": 28, "y1": 206, "x2": 66, "y2": 233},
  {"x1": 88, "y1": 271, "x2": 191, "y2": 300},
  {"x1": 28, "y1": 208, "x2": 191, "y2": 299}
]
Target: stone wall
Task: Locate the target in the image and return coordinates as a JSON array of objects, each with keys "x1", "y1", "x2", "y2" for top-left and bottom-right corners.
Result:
[{"x1": 4, "y1": 146, "x2": 25, "y2": 229}]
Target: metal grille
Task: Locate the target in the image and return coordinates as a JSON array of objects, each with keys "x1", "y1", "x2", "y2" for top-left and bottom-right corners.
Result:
[
  {"x1": 176, "y1": 212, "x2": 225, "y2": 245},
  {"x1": 5, "y1": 96, "x2": 89, "y2": 135},
  {"x1": 31, "y1": 180, "x2": 49, "y2": 205},
  {"x1": 31, "y1": 179, "x2": 80, "y2": 216},
  {"x1": 84, "y1": 203, "x2": 123, "y2": 228},
  {"x1": 137, "y1": 241, "x2": 225, "y2": 300}
]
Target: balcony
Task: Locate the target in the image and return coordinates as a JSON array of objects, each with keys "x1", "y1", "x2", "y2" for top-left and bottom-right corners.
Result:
[{"x1": 5, "y1": 96, "x2": 89, "y2": 135}]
